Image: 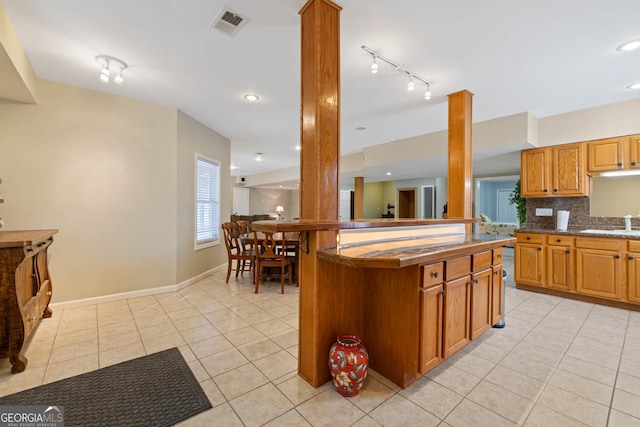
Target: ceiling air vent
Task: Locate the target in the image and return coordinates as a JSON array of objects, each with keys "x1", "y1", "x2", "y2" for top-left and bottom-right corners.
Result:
[{"x1": 209, "y1": 6, "x2": 249, "y2": 36}]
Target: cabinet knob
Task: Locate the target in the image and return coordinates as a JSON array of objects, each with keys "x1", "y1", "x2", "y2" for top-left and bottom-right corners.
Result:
[
  {"x1": 557, "y1": 239, "x2": 561, "y2": 243},
  {"x1": 632, "y1": 162, "x2": 637, "y2": 166},
  {"x1": 553, "y1": 189, "x2": 558, "y2": 192},
  {"x1": 544, "y1": 189, "x2": 548, "y2": 192},
  {"x1": 440, "y1": 290, "x2": 445, "y2": 296},
  {"x1": 469, "y1": 281, "x2": 474, "y2": 287},
  {"x1": 566, "y1": 250, "x2": 570, "y2": 254},
  {"x1": 615, "y1": 255, "x2": 621, "y2": 259},
  {"x1": 618, "y1": 162, "x2": 623, "y2": 167},
  {"x1": 538, "y1": 248, "x2": 542, "y2": 251},
  {"x1": 630, "y1": 256, "x2": 635, "y2": 260},
  {"x1": 431, "y1": 271, "x2": 438, "y2": 278},
  {"x1": 526, "y1": 236, "x2": 531, "y2": 240}
]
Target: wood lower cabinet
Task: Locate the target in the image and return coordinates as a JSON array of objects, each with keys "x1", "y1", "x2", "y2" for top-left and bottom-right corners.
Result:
[
  {"x1": 443, "y1": 275, "x2": 470, "y2": 358},
  {"x1": 515, "y1": 234, "x2": 544, "y2": 287},
  {"x1": 628, "y1": 241, "x2": 640, "y2": 303},
  {"x1": 1, "y1": 230, "x2": 58, "y2": 373},
  {"x1": 420, "y1": 284, "x2": 443, "y2": 374},
  {"x1": 491, "y1": 266, "x2": 504, "y2": 325},
  {"x1": 470, "y1": 268, "x2": 492, "y2": 340},
  {"x1": 546, "y1": 236, "x2": 573, "y2": 291},
  {"x1": 576, "y1": 238, "x2": 623, "y2": 300}
]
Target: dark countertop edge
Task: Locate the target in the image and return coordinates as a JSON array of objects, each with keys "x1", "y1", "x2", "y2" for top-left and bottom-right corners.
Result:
[
  {"x1": 0, "y1": 229, "x2": 59, "y2": 248},
  {"x1": 515, "y1": 229, "x2": 640, "y2": 240},
  {"x1": 250, "y1": 218, "x2": 481, "y2": 232},
  {"x1": 317, "y1": 234, "x2": 515, "y2": 268}
]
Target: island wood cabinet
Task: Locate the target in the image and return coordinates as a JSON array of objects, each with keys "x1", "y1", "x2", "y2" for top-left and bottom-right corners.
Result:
[
  {"x1": 520, "y1": 143, "x2": 589, "y2": 197},
  {"x1": 587, "y1": 134, "x2": 640, "y2": 173},
  {"x1": 515, "y1": 231, "x2": 640, "y2": 310},
  {"x1": 1, "y1": 230, "x2": 57, "y2": 373},
  {"x1": 420, "y1": 248, "x2": 503, "y2": 374}
]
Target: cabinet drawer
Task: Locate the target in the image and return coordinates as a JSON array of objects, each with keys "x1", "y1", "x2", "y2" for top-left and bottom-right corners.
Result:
[
  {"x1": 472, "y1": 251, "x2": 492, "y2": 272},
  {"x1": 445, "y1": 256, "x2": 471, "y2": 281},
  {"x1": 547, "y1": 235, "x2": 573, "y2": 246},
  {"x1": 422, "y1": 263, "x2": 444, "y2": 288},
  {"x1": 576, "y1": 237, "x2": 620, "y2": 251},
  {"x1": 516, "y1": 233, "x2": 544, "y2": 244},
  {"x1": 492, "y1": 248, "x2": 503, "y2": 265},
  {"x1": 629, "y1": 240, "x2": 640, "y2": 252}
]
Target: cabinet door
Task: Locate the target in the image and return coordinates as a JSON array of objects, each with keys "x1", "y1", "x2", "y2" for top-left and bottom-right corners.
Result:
[
  {"x1": 470, "y1": 269, "x2": 492, "y2": 340},
  {"x1": 443, "y1": 275, "x2": 470, "y2": 358},
  {"x1": 587, "y1": 137, "x2": 624, "y2": 172},
  {"x1": 420, "y1": 284, "x2": 443, "y2": 374},
  {"x1": 576, "y1": 248, "x2": 623, "y2": 300},
  {"x1": 628, "y1": 253, "x2": 640, "y2": 303},
  {"x1": 491, "y1": 266, "x2": 503, "y2": 325},
  {"x1": 515, "y1": 243, "x2": 544, "y2": 286},
  {"x1": 546, "y1": 245, "x2": 573, "y2": 291},
  {"x1": 553, "y1": 143, "x2": 587, "y2": 196},
  {"x1": 521, "y1": 148, "x2": 549, "y2": 197},
  {"x1": 629, "y1": 134, "x2": 640, "y2": 169}
]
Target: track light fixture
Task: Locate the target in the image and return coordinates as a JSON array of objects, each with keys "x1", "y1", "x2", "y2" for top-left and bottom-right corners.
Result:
[
  {"x1": 361, "y1": 45, "x2": 432, "y2": 100},
  {"x1": 95, "y1": 55, "x2": 128, "y2": 84}
]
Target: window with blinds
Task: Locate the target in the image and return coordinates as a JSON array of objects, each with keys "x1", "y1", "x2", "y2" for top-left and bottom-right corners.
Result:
[{"x1": 195, "y1": 154, "x2": 221, "y2": 250}]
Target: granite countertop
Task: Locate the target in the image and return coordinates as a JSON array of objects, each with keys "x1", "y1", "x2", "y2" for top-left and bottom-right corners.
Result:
[
  {"x1": 516, "y1": 228, "x2": 640, "y2": 240},
  {"x1": 317, "y1": 233, "x2": 514, "y2": 268}
]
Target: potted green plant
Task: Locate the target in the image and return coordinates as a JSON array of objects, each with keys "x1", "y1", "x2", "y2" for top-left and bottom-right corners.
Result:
[{"x1": 508, "y1": 179, "x2": 526, "y2": 229}]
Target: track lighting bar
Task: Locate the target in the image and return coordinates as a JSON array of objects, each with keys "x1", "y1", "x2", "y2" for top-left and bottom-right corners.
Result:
[{"x1": 361, "y1": 45, "x2": 432, "y2": 99}]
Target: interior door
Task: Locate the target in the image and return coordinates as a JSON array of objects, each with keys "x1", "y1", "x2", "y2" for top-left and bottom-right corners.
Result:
[
  {"x1": 496, "y1": 189, "x2": 517, "y2": 223},
  {"x1": 422, "y1": 185, "x2": 435, "y2": 219}
]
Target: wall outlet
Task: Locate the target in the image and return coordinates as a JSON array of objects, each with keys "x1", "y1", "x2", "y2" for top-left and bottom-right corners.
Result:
[{"x1": 536, "y1": 208, "x2": 553, "y2": 216}]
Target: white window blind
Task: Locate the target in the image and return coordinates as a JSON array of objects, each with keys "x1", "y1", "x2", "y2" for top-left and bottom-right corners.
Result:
[{"x1": 195, "y1": 154, "x2": 220, "y2": 249}]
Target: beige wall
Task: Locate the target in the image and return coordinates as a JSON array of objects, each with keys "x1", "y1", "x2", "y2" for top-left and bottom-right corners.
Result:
[
  {"x1": 0, "y1": 80, "x2": 230, "y2": 303},
  {"x1": 176, "y1": 111, "x2": 230, "y2": 283},
  {"x1": 363, "y1": 182, "x2": 385, "y2": 219}
]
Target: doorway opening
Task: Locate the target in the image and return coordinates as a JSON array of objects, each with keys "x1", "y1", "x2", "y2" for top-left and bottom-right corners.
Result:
[{"x1": 397, "y1": 188, "x2": 417, "y2": 219}]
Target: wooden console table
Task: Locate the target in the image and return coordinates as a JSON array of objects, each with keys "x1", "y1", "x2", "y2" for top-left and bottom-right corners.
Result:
[{"x1": 0, "y1": 229, "x2": 58, "y2": 373}]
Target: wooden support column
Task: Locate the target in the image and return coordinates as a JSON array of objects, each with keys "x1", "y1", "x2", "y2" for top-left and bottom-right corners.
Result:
[
  {"x1": 354, "y1": 177, "x2": 364, "y2": 219},
  {"x1": 447, "y1": 90, "x2": 473, "y2": 232},
  {"x1": 298, "y1": 0, "x2": 342, "y2": 387}
]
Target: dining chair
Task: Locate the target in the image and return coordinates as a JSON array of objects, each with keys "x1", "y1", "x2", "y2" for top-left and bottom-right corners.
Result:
[
  {"x1": 254, "y1": 231, "x2": 292, "y2": 294},
  {"x1": 236, "y1": 220, "x2": 254, "y2": 252},
  {"x1": 221, "y1": 222, "x2": 256, "y2": 283}
]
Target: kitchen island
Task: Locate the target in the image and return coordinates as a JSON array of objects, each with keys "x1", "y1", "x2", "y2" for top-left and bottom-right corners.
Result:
[{"x1": 252, "y1": 219, "x2": 514, "y2": 388}]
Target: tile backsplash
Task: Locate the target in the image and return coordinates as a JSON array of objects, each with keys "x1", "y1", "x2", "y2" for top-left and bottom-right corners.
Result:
[{"x1": 525, "y1": 197, "x2": 639, "y2": 231}]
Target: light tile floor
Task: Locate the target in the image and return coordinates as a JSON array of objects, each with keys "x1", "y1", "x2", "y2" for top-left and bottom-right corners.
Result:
[{"x1": 2, "y1": 249, "x2": 640, "y2": 426}]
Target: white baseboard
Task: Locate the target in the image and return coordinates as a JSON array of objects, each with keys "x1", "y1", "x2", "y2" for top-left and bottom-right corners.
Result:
[{"x1": 50, "y1": 264, "x2": 226, "y2": 312}]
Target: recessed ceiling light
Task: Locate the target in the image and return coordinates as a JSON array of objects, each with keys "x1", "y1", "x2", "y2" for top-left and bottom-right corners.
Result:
[
  {"x1": 244, "y1": 94, "x2": 259, "y2": 101},
  {"x1": 230, "y1": 165, "x2": 237, "y2": 170},
  {"x1": 627, "y1": 82, "x2": 640, "y2": 90},
  {"x1": 256, "y1": 152, "x2": 263, "y2": 161},
  {"x1": 356, "y1": 126, "x2": 366, "y2": 131},
  {"x1": 386, "y1": 172, "x2": 392, "y2": 176},
  {"x1": 617, "y1": 39, "x2": 640, "y2": 52},
  {"x1": 295, "y1": 145, "x2": 301, "y2": 150}
]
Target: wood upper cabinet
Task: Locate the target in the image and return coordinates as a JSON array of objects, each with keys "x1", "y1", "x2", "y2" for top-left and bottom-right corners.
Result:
[
  {"x1": 588, "y1": 135, "x2": 640, "y2": 172},
  {"x1": 521, "y1": 147, "x2": 549, "y2": 197},
  {"x1": 443, "y1": 275, "x2": 470, "y2": 358},
  {"x1": 575, "y1": 238, "x2": 623, "y2": 300},
  {"x1": 469, "y1": 269, "x2": 492, "y2": 340},
  {"x1": 521, "y1": 143, "x2": 588, "y2": 197},
  {"x1": 419, "y1": 284, "x2": 443, "y2": 374}
]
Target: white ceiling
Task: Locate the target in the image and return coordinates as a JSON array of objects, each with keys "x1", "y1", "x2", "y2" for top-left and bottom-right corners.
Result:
[{"x1": 3, "y1": 0, "x2": 640, "y2": 185}]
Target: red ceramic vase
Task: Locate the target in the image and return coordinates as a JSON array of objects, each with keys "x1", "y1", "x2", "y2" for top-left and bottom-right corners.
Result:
[{"x1": 328, "y1": 333, "x2": 369, "y2": 397}]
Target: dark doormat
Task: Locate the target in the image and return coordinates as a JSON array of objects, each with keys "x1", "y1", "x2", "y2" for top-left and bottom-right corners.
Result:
[{"x1": 0, "y1": 347, "x2": 212, "y2": 426}]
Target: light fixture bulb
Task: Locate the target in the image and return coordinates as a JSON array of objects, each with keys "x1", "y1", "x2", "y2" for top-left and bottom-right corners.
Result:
[
  {"x1": 627, "y1": 82, "x2": 640, "y2": 90},
  {"x1": 244, "y1": 94, "x2": 259, "y2": 102},
  {"x1": 100, "y1": 65, "x2": 110, "y2": 82},
  {"x1": 424, "y1": 86, "x2": 432, "y2": 100},
  {"x1": 617, "y1": 39, "x2": 640, "y2": 52},
  {"x1": 407, "y1": 78, "x2": 415, "y2": 91},
  {"x1": 256, "y1": 153, "x2": 263, "y2": 161},
  {"x1": 114, "y1": 71, "x2": 124, "y2": 85},
  {"x1": 370, "y1": 57, "x2": 379, "y2": 74}
]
